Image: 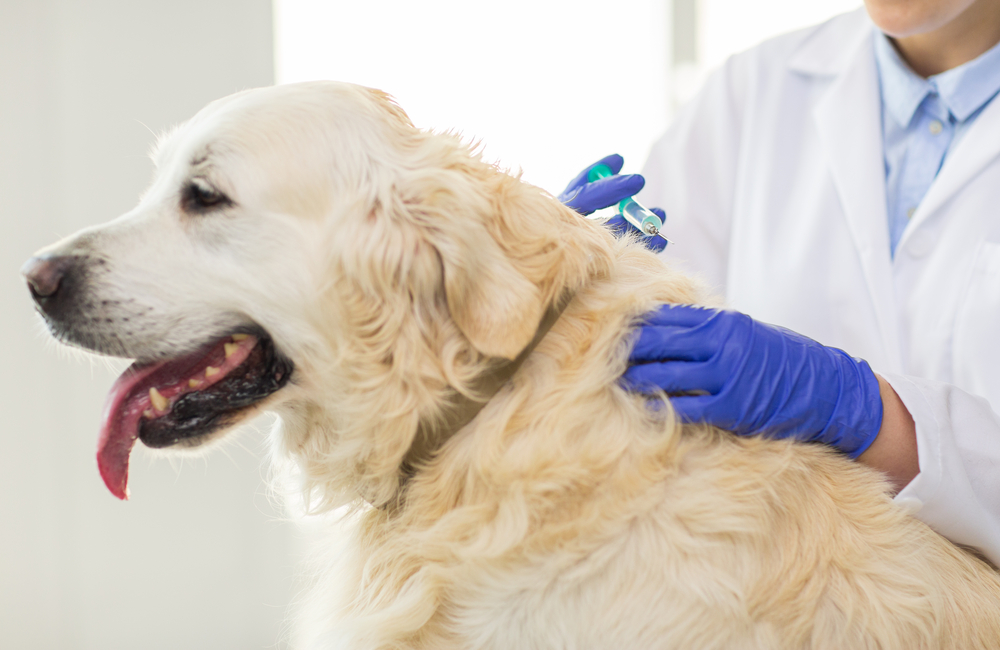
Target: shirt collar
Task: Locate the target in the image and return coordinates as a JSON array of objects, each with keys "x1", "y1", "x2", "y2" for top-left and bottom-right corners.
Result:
[
  {"x1": 874, "y1": 31, "x2": 929, "y2": 128},
  {"x1": 874, "y1": 29, "x2": 1000, "y2": 127}
]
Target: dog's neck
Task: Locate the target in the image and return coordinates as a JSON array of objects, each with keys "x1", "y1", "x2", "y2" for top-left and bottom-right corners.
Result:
[{"x1": 371, "y1": 290, "x2": 576, "y2": 511}]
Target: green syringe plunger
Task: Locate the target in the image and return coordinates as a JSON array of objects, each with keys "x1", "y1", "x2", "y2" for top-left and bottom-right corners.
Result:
[{"x1": 587, "y1": 164, "x2": 666, "y2": 240}]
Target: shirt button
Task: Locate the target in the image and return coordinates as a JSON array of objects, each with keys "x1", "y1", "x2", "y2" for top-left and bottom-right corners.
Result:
[
  {"x1": 929, "y1": 120, "x2": 943, "y2": 135},
  {"x1": 906, "y1": 207, "x2": 916, "y2": 219}
]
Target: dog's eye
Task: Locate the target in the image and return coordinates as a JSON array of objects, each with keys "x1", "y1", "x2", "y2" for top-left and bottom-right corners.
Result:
[{"x1": 182, "y1": 179, "x2": 232, "y2": 213}]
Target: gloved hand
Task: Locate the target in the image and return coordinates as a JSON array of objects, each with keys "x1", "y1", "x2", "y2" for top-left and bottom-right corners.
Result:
[
  {"x1": 558, "y1": 153, "x2": 644, "y2": 216},
  {"x1": 623, "y1": 305, "x2": 884, "y2": 458},
  {"x1": 559, "y1": 154, "x2": 668, "y2": 253}
]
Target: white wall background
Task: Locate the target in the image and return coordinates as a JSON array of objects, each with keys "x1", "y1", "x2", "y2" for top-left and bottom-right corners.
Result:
[
  {"x1": 276, "y1": 0, "x2": 862, "y2": 195},
  {"x1": 0, "y1": 2, "x2": 293, "y2": 649},
  {"x1": 700, "y1": 0, "x2": 862, "y2": 70},
  {"x1": 679, "y1": 0, "x2": 863, "y2": 105},
  {"x1": 276, "y1": 0, "x2": 672, "y2": 196}
]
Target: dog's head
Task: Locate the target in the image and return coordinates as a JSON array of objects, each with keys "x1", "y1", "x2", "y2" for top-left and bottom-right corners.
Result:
[{"x1": 23, "y1": 81, "x2": 614, "y2": 504}]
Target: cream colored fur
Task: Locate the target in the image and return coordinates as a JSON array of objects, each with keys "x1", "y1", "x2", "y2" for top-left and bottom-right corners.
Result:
[{"x1": 36, "y1": 81, "x2": 1000, "y2": 649}]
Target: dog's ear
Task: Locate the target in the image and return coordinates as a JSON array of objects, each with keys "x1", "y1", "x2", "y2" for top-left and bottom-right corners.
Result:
[
  {"x1": 388, "y1": 160, "x2": 553, "y2": 361},
  {"x1": 380, "y1": 129, "x2": 612, "y2": 361},
  {"x1": 429, "y1": 218, "x2": 544, "y2": 361}
]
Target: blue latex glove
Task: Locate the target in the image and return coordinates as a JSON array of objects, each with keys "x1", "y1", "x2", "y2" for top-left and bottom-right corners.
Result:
[
  {"x1": 558, "y1": 154, "x2": 668, "y2": 253},
  {"x1": 558, "y1": 154, "x2": 644, "y2": 215},
  {"x1": 623, "y1": 305, "x2": 884, "y2": 458}
]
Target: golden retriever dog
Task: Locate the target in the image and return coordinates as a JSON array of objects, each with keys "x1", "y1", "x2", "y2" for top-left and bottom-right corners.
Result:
[{"x1": 23, "y1": 81, "x2": 1000, "y2": 649}]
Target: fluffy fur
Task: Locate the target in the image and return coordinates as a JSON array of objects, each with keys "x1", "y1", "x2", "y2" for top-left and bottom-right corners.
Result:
[{"x1": 35, "y1": 82, "x2": 1000, "y2": 649}]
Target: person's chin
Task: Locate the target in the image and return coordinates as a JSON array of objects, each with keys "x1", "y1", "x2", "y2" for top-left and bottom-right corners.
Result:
[{"x1": 865, "y1": 0, "x2": 973, "y2": 39}]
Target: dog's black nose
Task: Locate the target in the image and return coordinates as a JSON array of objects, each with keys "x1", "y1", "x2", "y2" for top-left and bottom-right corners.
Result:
[{"x1": 21, "y1": 255, "x2": 76, "y2": 304}]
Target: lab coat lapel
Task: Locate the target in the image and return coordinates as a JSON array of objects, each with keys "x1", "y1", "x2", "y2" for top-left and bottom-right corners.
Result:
[
  {"x1": 809, "y1": 30, "x2": 903, "y2": 369},
  {"x1": 906, "y1": 93, "x2": 1000, "y2": 232}
]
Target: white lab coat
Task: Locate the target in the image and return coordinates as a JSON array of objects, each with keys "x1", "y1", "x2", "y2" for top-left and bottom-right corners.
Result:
[{"x1": 639, "y1": 8, "x2": 1000, "y2": 565}]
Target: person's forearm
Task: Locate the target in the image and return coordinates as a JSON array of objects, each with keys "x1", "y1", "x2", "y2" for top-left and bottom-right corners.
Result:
[{"x1": 857, "y1": 374, "x2": 919, "y2": 494}]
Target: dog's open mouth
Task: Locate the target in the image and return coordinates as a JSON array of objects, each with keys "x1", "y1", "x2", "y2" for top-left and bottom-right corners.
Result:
[{"x1": 98, "y1": 329, "x2": 292, "y2": 500}]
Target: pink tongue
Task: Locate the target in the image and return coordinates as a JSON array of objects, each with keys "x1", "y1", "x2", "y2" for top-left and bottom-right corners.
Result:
[
  {"x1": 96, "y1": 336, "x2": 257, "y2": 500},
  {"x1": 97, "y1": 362, "x2": 169, "y2": 500}
]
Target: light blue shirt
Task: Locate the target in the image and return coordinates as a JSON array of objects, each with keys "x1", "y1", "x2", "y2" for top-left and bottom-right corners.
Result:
[{"x1": 873, "y1": 30, "x2": 1000, "y2": 257}]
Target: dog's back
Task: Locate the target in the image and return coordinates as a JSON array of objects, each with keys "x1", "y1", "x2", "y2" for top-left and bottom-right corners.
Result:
[{"x1": 298, "y1": 234, "x2": 1000, "y2": 649}]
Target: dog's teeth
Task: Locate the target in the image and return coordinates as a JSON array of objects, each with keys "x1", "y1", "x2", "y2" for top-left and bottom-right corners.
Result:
[
  {"x1": 188, "y1": 378, "x2": 203, "y2": 389},
  {"x1": 231, "y1": 333, "x2": 249, "y2": 341},
  {"x1": 205, "y1": 366, "x2": 220, "y2": 377},
  {"x1": 224, "y1": 342, "x2": 239, "y2": 358},
  {"x1": 143, "y1": 409, "x2": 155, "y2": 419},
  {"x1": 148, "y1": 387, "x2": 168, "y2": 411}
]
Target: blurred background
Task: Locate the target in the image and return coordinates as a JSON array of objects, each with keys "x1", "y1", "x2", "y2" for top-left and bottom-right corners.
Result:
[{"x1": 0, "y1": 1, "x2": 859, "y2": 648}]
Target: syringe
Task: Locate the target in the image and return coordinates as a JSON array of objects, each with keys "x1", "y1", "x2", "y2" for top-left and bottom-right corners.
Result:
[{"x1": 587, "y1": 164, "x2": 668, "y2": 243}]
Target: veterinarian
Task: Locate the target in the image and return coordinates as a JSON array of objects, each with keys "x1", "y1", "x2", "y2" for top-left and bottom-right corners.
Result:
[{"x1": 561, "y1": 0, "x2": 1000, "y2": 566}]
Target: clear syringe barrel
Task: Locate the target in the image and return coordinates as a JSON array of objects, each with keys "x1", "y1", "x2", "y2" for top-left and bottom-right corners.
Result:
[
  {"x1": 586, "y1": 163, "x2": 664, "y2": 238},
  {"x1": 618, "y1": 198, "x2": 662, "y2": 237}
]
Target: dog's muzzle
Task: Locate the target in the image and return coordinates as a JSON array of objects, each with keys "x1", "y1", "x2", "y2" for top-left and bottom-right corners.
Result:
[{"x1": 22, "y1": 252, "x2": 294, "y2": 501}]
